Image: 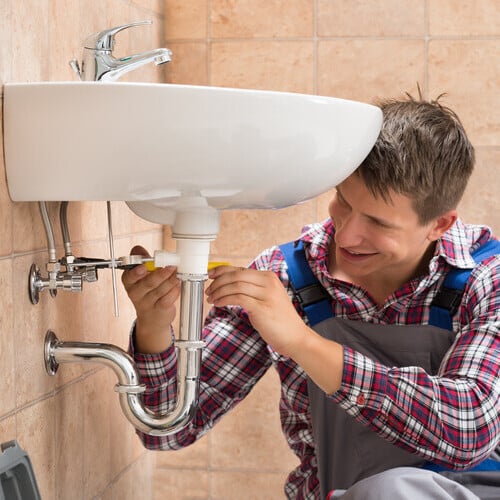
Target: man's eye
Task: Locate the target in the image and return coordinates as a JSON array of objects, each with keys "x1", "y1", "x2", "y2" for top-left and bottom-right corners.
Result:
[{"x1": 372, "y1": 218, "x2": 390, "y2": 228}]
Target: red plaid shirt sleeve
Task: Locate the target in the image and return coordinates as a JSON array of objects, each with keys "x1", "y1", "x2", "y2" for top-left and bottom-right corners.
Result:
[{"x1": 130, "y1": 306, "x2": 273, "y2": 450}]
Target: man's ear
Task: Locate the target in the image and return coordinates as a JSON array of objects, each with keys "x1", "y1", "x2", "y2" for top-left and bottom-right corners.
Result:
[{"x1": 427, "y1": 210, "x2": 458, "y2": 241}]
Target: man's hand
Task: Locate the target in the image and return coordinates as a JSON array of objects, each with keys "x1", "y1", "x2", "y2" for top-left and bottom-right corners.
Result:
[
  {"x1": 206, "y1": 266, "x2": 310, "y2": 358},
  {"x1": 121, "y1": 245, "x2": 181, "y2": 353},
  {"x1": 206, "y1": 265, "x2": 344, "y2": 394}
]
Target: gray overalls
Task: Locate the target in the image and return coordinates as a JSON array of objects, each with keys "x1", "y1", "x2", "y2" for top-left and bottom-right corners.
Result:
[
  {"x1": 308, "y1": 317, "x2": 454, "y2": 494},
  {"x1": 308, "y1": 318, "x2": 500, "y2": 500}
]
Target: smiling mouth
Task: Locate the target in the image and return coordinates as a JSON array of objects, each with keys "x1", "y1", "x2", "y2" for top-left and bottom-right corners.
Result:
[{"x1": 340, "y1": 247, "x2": 378, "y2": 259}]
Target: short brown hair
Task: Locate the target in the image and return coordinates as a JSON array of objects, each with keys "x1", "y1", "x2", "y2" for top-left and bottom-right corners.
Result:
[{"x1": 358, "y1": 94, "x2": 475, "y2": 224}]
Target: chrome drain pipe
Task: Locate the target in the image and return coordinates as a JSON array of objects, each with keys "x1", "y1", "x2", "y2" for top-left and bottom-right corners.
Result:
[{"x1": 44, "y1": 276, "x2": 205, "y2": 436}]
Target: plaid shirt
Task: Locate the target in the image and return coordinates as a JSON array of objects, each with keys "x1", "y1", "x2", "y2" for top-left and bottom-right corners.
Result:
[{"x1": 131, "y1": 218, "x2": 500, "y2": 499}]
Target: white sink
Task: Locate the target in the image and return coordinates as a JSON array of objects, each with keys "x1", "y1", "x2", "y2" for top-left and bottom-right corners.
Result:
[{"x1": 3, "y1": 82, "x2": 381, "y2": 225}]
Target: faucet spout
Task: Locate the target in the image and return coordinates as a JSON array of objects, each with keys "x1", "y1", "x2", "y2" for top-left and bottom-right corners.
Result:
[{"x1": 98, "y1": 48, "x2": 172, "y2": 82}]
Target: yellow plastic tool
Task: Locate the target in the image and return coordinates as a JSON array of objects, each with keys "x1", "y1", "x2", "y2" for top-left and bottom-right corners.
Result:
[
  {"x1": 207, "y1": 261, "x2": 231, "y2": 271},
  {"x1": 144, "y1": 261, "x2": 230, "y2": 272}
]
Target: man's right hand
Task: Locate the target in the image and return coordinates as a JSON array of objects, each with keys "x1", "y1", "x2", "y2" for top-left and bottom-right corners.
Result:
[{"x1": 121, "y1": 245, "x2": 181, "y2": 353}]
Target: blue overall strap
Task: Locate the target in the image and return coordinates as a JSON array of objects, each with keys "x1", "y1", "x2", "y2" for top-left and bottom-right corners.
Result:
[
  {"x1": 425, "y1": 238, "x2": 500, "y2": 473},
  {"x1": 279, "y1": 240, "x2": 333, "y2": 326},
  {"x1": 429, "y1": 238, "x2": 500, "y2": 331},
  {"x1": 424, "y1": 457, "x2": 500, "y2": 473}
]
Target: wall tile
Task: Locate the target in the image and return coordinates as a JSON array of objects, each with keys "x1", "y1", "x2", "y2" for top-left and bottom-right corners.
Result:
[
  {"x1": 211, "y1": 41, "x2": 314, "y2": 93},
  {"x1": 165, "y1": 0, "x2": 207, "y2": 39},
  {"x1": 101, "y1": 452, "x2": 154, "y2": 500},
  {"x1": 54, "y1": 383, "x2": 85, "y2": 500},
  {"x1": 428, "y1": 40, "x2": 499, "y2": 146},
  {"x1": 0, "y1": 0, "x2": 12, "y2": 83},
  {"x1": 0, "y1": 415, "x2": 16, "y2": 445},
  {"x1": 79, "y1": 201, "x2": 109, "y2": 243},
  {"x1": 11, "y1": 204, "x2": 47, "y2": 254},
  {"x1": 16, "y1": 398, "x2": 56, "y2": 500},
  {"x1": 0, "y1": 260, "x2": 15, "y2": 417},
  {"x1": 163, "y1": 42, "x2": 208, "y2": 85},
  {"x1": 211, "y1": 0, "x2": 314, "y2": 38},
  {"x1": 211, "y1": 470, "x2": 290, "y2": 499},
  {"x1": 429, "y1": 0, "x2": 500, "y2": 36},
  {"x1": 11, "y1": 1, "x2": 49, "y2": 81},
  {"x1": 153, "y1": 467, "x2": 209, "y2": 499},
  {"x1": 106, "y1": 2, "x2": 134, "y2": 36},
  {"x1": 131, "y1": 0, "x2": 163, "y2": 16},
  {"x1": 318, "y1": 39, "x2": 425, "y2": 102},
  {"x1": 210, "y1": 370, "x2": 298, "y2": 471},
  {"x1": 212, "y1": 202, "x2": 316, "y2": 259},
  {"x1": 13, "y1": 254, "x2": 57, "y2": 407},
  {"x1": 83, "y1": 369, "x2": 112, "y2": 498},
  {"x1": 318, "y1": 0, "x2": 425, "y2": 37},
  {"x1": 48, "y1": 0, "x2": 82, "y2": 81},
  {"x1": 77, "y1": 0, "x2": 108, "y2": 49},
  {"x1": 459, "y1": 148, "x2": 500, "y2": 234}
]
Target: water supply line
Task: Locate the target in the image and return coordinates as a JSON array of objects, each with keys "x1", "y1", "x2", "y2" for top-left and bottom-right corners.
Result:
[
  {"x1": 39, "y1": 201, "x2": 57, "y2": 263},
  {"x1": 60, "y1": 201, "x2": 71, "y2": 257}
]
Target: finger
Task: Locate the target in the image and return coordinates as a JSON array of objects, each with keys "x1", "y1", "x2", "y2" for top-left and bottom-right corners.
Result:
[
  {"x1": 142, "y1": 270, "x2": 181, "y2": 307},
  {"x1": 130, "y1": 245, "x2": 151, "y2": 258},
  {"x1": 207, "y1": 264, "x2": 243, "y2": 279},
  {"x1": 121, "y1": 246, "x2": 152, "y2": 287},
  {"x1": 206, "y1": 267, "x2": 263, "y2": 296},
  {"x1": 122, "y1": 264, "x2": 148, "y2": 288},
  {"x1": 123, "y1": 265, "x2": 176, "y2": 296},
  {"x1": 207, "y1": 278, "x2": 264, "y2": 307}
]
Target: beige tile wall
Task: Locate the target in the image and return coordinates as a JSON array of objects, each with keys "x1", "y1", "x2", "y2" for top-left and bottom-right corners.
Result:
[
  {"x1": 156, "y1": 0, "x2": 500, "y2": 499},
  {"x1": 0, "y1": 1, "x2": 167, "y2": 499}
]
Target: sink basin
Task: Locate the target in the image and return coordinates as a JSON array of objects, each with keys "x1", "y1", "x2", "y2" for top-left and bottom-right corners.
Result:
[{"x1": 3, "y1": 82, "x2": 381, "y2": 225}]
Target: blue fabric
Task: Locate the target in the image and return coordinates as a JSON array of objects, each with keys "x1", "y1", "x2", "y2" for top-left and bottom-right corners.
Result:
[
  {"x1": 280, "y1": 241, "x2": 317, "y2": 290},
  {"x1": 280, "y1": 241, "x2": 333, "y2": 326},
  {"x1": 424, "y1": 458, "x2": 500, "y2": 473},
  {"x1": 429, "y1": 239, "x2": 500, "y2": 330}
]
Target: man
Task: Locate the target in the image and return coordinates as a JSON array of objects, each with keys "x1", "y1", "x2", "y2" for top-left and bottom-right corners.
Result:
[{"x1": 122, "y1": 95, "x2": 499, "y2": 499}]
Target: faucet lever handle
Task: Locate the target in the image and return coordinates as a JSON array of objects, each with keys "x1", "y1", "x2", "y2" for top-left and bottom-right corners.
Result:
[{"x1": 84, "y1": 20, "x2": 153, "y2": 52}]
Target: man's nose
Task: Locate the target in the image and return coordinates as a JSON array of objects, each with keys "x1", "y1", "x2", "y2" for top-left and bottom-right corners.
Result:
[{"x1": 335, "y1": 215, "x2": 364, "y2": 247}]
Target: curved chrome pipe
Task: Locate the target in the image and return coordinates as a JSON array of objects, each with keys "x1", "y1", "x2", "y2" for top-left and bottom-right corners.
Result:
[{"x1": 44, "y1": 277, "x2": 206, "y2": 436}]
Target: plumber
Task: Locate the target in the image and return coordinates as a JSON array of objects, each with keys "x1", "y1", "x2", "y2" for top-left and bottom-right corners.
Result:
[{"x1": 122, "y1": 94, "x2": 500, "y2": 499}]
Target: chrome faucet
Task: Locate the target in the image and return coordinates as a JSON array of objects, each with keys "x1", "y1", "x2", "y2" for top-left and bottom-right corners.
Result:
[{"x1": 70, "y1": 20, "x2": 172, "y2": 82}]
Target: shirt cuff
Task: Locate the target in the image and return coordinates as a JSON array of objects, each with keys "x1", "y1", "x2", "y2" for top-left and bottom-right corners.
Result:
[
  {"x1": 330, "y1": 345, "x2": 388, "y2": 421},
  {"x1": 128, "y1": 322, "x2": 177, "y2": 386}
]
